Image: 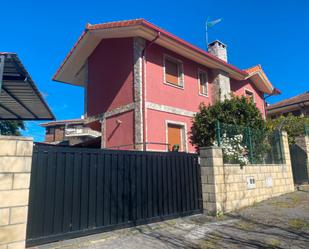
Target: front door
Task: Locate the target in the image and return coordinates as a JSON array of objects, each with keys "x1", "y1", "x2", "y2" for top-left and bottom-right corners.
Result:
[{"x1": 168, "y1": 124, "x2": 183, "y2": 151}]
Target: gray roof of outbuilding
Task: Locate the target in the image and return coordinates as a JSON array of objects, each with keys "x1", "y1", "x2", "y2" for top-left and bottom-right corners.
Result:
[{"x1": 0, "y1": 52, "x2": 54, "y2": 120}]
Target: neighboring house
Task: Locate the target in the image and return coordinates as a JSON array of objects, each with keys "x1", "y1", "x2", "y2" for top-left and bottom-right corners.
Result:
[
  {"x1": 267, "y1": 91, "x2": 309, "y2": 119},
  {"x1": 41, "y1": 119, "x2": 101, "y2": 145},
  {"x1": 53, "y1": 19, "x2": 276, "y2": 152}
]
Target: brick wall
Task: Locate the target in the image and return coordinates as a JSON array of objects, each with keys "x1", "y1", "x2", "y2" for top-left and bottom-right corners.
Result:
[
  {"x1": 44, "y1": 133, "x2": 54, "y2": 143},
  {"x1": 0, "y1": 136, "x2": 33, "y2": 249},
  {"x1": 54, "y1": 126, "x2": 65, "y2": 142},
  {"x1": 200, "y1": 131, "x2": 295, "y2": 214},
  {"x1": 44, "y1": 126, "x2": 65, "y2": 143}
]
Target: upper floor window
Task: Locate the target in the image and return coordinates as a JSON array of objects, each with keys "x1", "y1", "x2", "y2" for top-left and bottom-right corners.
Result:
[
  {"x1": 163, "y1": 55, "x2": 184, "y2": 88},
  {"x1": 245, "y1": 89, "x2": 254, "y2": 102},
  {"x1": 46, "y1": 127, "x2": 55, "y2": 135},
  {"x1": 198, "y1": 70, "x2": 208, "y2": 96}
]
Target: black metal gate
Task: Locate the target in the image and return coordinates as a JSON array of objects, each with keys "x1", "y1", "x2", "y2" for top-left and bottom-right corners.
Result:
[
  {"x1": 26, "y1": 145, "x2": 202, "y2": 246},
  {"x1": 290, "y1": 144, "x2": 309, "y2": 184}
]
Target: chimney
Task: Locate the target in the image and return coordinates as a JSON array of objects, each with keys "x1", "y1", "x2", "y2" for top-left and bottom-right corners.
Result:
[
  {"x1": 208, "y1": 40, "x2": 231, "y2": 101},
  {"x1": 208, "y1": 40, "x2": 227, "y2": 62}
]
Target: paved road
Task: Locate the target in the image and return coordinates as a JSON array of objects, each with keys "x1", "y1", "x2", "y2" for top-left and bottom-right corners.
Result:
[{"x1": 31, "y1": 188, "x2": 309, "y2": 249}]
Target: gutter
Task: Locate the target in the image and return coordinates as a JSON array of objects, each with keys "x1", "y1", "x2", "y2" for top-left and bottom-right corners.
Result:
[
  {"x1": 263, "y1": 88, "x2": 281, "y2": 118},
  {"x1": 141, "y1": 31, "x2": 161, "y2": 151}
]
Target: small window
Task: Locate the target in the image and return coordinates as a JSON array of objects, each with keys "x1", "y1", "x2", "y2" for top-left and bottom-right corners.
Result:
[
  {"x1": 46, "y1": 127, "x2": 55, "y2": 135},
  {"x1": 245, "y1": 89, "x2": 254, "y2": 102},
  {"x1": 198, "y1": 70, "x2": 208, "y2": 96},
  {"x1": 164, "y1": 56, "x2": 183, "y2": 87}
]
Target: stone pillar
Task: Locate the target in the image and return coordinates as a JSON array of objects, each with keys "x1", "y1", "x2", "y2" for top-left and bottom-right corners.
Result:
[
  {"x1": 281, "y1": 131, "x2": 291, "y2": 165},
  {"x1": 133, "y1": 37, "x2": 145, "y2": 151},
  {"x1": 280, "y1": 131, "x2": 295, "y2": 190},
  {"x1": 0, "y1": 136, "x2": 33, "y2": 249},
  {"x1": 100, "y1": 116, "x2": 106, "y2": 148},
  {"x1": 200, "y1": 146, "x2": 224, "y2": 214},
  {"x1": 295, "y1": 135, "x2": 309, "y2": 181},
  {"x1": 212, "y1": 69, "x2": 231, "y2": 102}
]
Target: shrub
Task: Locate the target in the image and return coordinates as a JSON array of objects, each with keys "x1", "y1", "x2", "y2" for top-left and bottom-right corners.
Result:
[
  {"x1": 0, "y1": 121, "x2": 25, "y2": 136},
  {"x1": 190, "y1": 95, "x2": 266, "y2": 150},
  {"x1": 267, "y1": 114, "x2": 309, "y2": 144}
]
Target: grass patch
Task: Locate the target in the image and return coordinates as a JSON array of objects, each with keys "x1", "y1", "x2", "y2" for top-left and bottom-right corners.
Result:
[
  {"x1": 267, "y1": 238, "x2": 281, "y2": 248},
  {"x1": 166, "y1": 219, "x2": 177, "y2": 226},
  {"x1": 288, "y1": 218, "x2": 308, "y2": 230},
  {"x1": 199, "y1": 234, "x2": 220, "y2": 249},
  {"x1": 304, "y1": 223, "x2": 309, "y2": 230},
  {"x1": 234, "y1": 221, "x2": 255, "y2": 230},
  {"x1": 271, "y1": 196, "x2": 301, "y2": 208}
]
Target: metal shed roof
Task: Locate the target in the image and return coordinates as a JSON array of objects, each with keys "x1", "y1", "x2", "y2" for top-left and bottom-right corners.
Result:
[{"x1": 0, "y1": 52, "x2": 54, "y2": 120}]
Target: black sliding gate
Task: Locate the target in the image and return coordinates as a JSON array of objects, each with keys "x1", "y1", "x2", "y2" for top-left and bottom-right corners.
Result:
[
  {"x1": 290, "y1": 144, "x2": 309, "y2": 184},
  {"x1": 26, "y1": 145, "x2": 202, "y2": 246}
]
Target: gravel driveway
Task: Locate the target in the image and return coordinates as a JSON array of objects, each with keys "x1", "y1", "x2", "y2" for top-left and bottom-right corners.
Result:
[{"x1": 30, "y1": 188, "x2": 309, "y2": 249}]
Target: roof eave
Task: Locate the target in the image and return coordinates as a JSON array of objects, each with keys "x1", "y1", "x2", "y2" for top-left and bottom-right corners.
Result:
[
  {"x1": 245, "y1": 70, "x2": 274, "y2": 94},
  {"x1": 53, "y1": 22, "x2": 247, "y2": 86}
]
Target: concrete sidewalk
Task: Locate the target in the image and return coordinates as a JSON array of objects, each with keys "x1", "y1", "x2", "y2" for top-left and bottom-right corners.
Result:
[{"x1": 30, "y1": 189, "x2": 309, "y2": 249}]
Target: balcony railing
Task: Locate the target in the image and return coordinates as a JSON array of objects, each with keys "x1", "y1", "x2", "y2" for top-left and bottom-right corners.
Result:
[{"x1": 65, "y1": 127, "x2": 101, "y2": 137}]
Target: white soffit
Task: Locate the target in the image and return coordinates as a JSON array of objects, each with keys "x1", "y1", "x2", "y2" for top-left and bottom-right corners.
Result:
[{"x1": 248, "y1": 72, "x2": 273, "y2": 94}]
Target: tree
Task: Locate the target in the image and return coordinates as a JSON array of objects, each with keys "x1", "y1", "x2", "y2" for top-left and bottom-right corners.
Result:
[
  {"x1": 190, "y1": 96, "x2": 266, "y2": 149},
  {"x1": 0, "y1": 121, "x2": 25, "y2": 136},
  {"x1": 266, "y1": 114, "x2": 309, "y2": 144}
]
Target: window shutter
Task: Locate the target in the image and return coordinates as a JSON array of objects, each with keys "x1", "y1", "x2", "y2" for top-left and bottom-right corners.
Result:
[
  {"x1": 199, "y1": 71, "x2": 208, "y2": 95},
  {"x1": 167, "y1": 124, "x2": 183, "y2": 151},
  {"x1": 165, "y1": 59, "x2": 179, "y2": 85}
]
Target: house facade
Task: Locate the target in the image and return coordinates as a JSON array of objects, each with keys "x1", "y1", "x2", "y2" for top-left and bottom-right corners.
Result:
[
  {"x1": 267, "y1": 91, "x2": 309, "y2": 119},
  {"x1": 53, "y1": 19, "x2": 275, "y2": 152},
  {"x1": 41, "y1": 119, "x2": 101, "y2": 145}
]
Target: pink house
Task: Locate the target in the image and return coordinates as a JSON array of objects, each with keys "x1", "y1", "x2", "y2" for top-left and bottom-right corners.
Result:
[{"x1": 53, "y1": 19, "x2": 275, "y2": 153}]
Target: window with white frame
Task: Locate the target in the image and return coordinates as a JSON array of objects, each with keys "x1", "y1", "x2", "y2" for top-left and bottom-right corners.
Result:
[
  {"x1": 198, "y1": 70, "x2": 208, "y2": 96},
  {"x1": 164, "y1": 56, "x2": 184, "y2": 87},
  {"x1": 245, "y1": 89, "x2": 254, "y2": 102}
]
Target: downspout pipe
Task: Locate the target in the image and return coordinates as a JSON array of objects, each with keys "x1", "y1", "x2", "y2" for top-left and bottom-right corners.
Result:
[
  {"x1": 141, "y1": 31, "x2": 161, "y2": 151},
  {"x1": 263, "y1": 87, "x2": 281, "y2": 119}
]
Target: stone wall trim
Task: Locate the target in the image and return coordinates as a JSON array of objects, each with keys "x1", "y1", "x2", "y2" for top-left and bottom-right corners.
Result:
[
  {"x1": 145, "y1": 102, "x2": 196, "y2": 117},
  {"x1": 133, "y1": 37, "x2": 145, "y2": 150}
]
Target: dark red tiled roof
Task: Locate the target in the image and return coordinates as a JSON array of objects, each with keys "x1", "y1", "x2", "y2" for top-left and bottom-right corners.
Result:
[{"x1": 53, "y1": 19, "x2": 248, "y2": 80}]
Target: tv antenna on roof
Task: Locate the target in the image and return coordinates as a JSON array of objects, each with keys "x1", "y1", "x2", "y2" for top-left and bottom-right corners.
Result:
[{"x1": 206, "y1": 17, "x2": 223, "y2": 51}]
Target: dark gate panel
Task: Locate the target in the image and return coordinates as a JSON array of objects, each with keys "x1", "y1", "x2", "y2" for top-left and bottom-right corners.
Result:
[
  {"x1": 290, "y1": 144, "x2": 309, "y2": 184},
  {"x1": 26, "y1": 145, "x2": 202, "y2": 246}
]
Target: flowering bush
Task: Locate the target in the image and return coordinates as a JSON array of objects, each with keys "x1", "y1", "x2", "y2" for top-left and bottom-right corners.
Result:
[{"x1": 215, "y1": 133, "x2": 249, "y2": 166}]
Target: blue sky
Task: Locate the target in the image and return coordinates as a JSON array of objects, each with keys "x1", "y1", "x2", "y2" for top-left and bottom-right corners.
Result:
[{"x1": 1, "y1": 0, "x2": 308, "y2": 141}]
